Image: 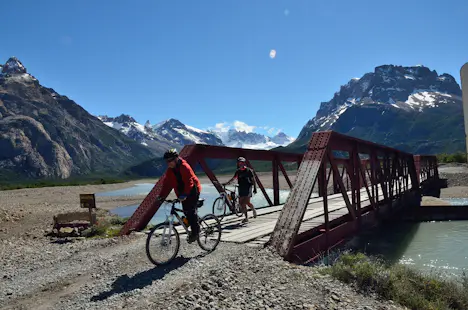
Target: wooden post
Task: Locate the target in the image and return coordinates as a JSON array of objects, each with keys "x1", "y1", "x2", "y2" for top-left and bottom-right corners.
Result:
[{"x1": 80, "y1": 194, "x2": 96, "y2": 225}]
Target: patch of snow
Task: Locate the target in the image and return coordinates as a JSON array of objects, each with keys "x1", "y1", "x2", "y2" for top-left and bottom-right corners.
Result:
[
  {"x1": 133, "y1": 123, "x2": 146, "y2": 133},
  {"x1": 404, "y1": 75, "x2": 415, "y2": 80},
  {"x1": 153, "y1": 120, "x2": 168, "y2": 130},
  {"x1": 141, "y1": 142, "x2": 148, "y2": 146},
  {"x1": 337, "y1": 105, "x2": 348, "y2": 115},
  {"x1": 405, "y1": 91, "x2": 454, "y2": 111},
  {"x1": 352, "y1": 77, "x2": 360, "y2": 81},
  {"x1": 388, "y1": 98, "x2": 396, "y2": 105},
  {"x1": 173, "y1": 128, "x2": 205, "y2": 144},
  {"x1": 437, "y1": 76, "x2": 448, "y2": 81},
  {"x1": 186, "y1": 125, "x2": 209, "y2": 134},
  {"x1": 391, "y1": 104, "x2": 400, "y2": 109},
  {"x1": 8, "y1": 73, "x2": 35, "y2": 83}
]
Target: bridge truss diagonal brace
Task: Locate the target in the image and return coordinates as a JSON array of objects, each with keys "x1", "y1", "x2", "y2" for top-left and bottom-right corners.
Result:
[{"x1": 270, "y1": 132, "x2": 332, "y2": 258}]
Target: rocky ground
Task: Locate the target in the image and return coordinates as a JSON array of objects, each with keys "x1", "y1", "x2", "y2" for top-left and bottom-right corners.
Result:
[
  {"x1": 1, "y1": 235, "x2": 403, "y2": 310},
  {"x1": 2, "y1": 164, "x2": 467, "y2": 309},
  {"x1": 0, "y1": 172, "x2": 408, "y2": 310},
  {"x1": 438, "y1": 163, "x2": 468, "y2": 198}
]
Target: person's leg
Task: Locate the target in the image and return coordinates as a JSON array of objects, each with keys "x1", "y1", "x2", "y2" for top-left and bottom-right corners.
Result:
[
  {"x1": 182, "y1": 194, "x2": 200, "y2": 241},
  {"x1": 245, "y1": 186, "x2": 256, "y2": 218},
  {"x1": 246, "y1": 197, "x2": 257, "y2": 218},
  {"x1": 239, "y1": 196, "x2": 248, "y2": 222}
]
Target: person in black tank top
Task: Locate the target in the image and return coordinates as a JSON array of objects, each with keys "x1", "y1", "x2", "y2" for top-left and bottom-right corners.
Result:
[{"x1": 224, "y1": 157, "x2": 257, "y2": 223}]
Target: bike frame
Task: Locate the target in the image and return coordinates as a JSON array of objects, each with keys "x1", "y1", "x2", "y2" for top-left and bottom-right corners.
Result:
[
  {"x1": 221, "y1": 185, "x2": 239, "y2": 212},
  {"x1": 160, "y1": 200, "x2": 192, "y2": 244}
]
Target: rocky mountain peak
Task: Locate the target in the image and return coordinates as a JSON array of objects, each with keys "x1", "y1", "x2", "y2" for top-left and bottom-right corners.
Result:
[
  {"x1": 316, "y1": 64, "x2": 461, "y2": 119},
  {"x1": 2, "y1": 57, "x2": 27, "y2": 75}
]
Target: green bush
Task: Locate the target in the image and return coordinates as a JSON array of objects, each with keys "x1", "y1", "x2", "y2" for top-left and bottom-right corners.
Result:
[
  {"x1": 322, "y1": 252, "x2": 468, "y2": 310},
  {"x1": 437, "y1": 152, "x2": 467, "y2": 164}
]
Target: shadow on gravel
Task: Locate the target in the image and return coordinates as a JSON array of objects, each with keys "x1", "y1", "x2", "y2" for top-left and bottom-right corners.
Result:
[{"x1": 90, "y1": 255, "x2": 198, "y2": 302}]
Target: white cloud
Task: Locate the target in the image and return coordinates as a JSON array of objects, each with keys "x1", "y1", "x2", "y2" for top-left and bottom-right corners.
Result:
[
  {"x1": 214, "y1": 122, "x2": 230, "y2": 132},
  {"x1": 209, "y1": 121, "x2": 282, "y2": 137},
  {"x1": 233, "y1": 121, "x2": 255, "y2": 133}
]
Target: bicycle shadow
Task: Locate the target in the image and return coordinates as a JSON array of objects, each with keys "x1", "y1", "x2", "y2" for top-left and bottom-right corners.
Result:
[{"x1": 90, "y1": 254, "x2": 203, "y2": 302}]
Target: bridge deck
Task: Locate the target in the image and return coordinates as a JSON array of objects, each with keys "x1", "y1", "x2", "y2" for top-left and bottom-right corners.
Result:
[{"x1": 147, "y1": 183, "x2": 405, "y2": 248}]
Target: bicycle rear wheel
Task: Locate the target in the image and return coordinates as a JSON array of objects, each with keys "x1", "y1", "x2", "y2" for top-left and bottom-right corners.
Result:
[
  {"x1": 197, "y1": 214, "x2": 222, "y2": 252},
  {"x1": 212, "y1": 197, "x2": 226, "y2": 220},
  {"x1": 146, "y1": 222, "x2": 180, "y2": 266}
]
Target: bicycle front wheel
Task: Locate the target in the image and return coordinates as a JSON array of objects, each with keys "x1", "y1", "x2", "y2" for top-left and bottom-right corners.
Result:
[
  {"x1": 212, "y1": 197, "x2": 226, "y2": 220},
  {"x1": 197, "y1": 214, "x2": 222, "y2": 252},
  {"x1": 146, "y1": 222, "x2": 180, "y2": 266},
  {"x1": 233, "y1": 199, "x2": 243, "y2": 217}
]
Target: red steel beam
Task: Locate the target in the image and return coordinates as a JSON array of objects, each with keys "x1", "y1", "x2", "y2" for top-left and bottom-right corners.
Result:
[
  {"x1": 278, "y1": 161, "x2": 293, "y2": 189},
  {"x1": 120, "y1": 144, "x2": 302, "y2": 235},
  {"x1": 244, "y1": 157, "x2": 273, "y2": 207},
  {"x1": 272, "y1": 158, "x2": 280, "y2": 205},
  {"x1": 120, "y1": 145, "x2": 198, "y2": 235},
  {"x1": 270, "y1": 130, "x2": 439, "y2": 262}
]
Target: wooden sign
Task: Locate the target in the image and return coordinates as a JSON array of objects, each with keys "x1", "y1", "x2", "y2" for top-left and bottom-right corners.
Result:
[{"x1": 80, "y1": 194, "x2": 96, "y2": 209}]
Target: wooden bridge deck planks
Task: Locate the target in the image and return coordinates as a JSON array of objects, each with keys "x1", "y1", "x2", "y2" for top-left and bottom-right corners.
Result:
[
  {"x1": 220, "y1": 181, "x2": 408, "y2": 247},
  {"x1": 145, "y1": 181, "x2": 410, "y2": 248}
]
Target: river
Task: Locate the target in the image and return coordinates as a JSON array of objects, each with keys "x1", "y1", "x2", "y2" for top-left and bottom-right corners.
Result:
[{"x1": 98, "y1": 184, "x2": 468, "y2": 277}]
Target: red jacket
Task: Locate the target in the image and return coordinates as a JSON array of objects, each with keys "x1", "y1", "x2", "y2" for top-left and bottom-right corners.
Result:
[{"x1": 159, "y1": 158, "x2": 202, "y2": 198}]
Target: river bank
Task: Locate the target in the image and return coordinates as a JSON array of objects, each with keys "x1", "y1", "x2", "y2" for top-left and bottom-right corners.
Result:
[{"x1": 1, "y1": 164, "x2": 467, "y2": 309}]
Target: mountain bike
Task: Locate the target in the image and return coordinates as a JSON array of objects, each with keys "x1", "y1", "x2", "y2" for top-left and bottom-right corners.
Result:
[
  {"x1": 212, "y1": 181, "x2": 243, "y2": 221},
  {"x1": 145, "y1": 198, "x2": 222, "y2": 266}
]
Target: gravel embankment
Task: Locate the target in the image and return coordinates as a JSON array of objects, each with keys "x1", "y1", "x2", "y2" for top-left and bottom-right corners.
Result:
[
  {"x1": 1, "y1": 234, "x2": 404, "y2": 310},
  {"x1": 438, "y1": 163, "x2": 468, "y2": 198},
  {"x1": 0, "y1": 177, "x2": 408, "y2": 310}
]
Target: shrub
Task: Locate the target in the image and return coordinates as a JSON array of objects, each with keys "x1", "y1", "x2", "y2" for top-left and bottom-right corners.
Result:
[{"x1": 321, "y1": 252, "x2": 468, "y2": 310}]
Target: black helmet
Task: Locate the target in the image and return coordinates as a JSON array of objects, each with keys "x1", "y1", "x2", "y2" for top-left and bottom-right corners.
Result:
[
  {"x1": 237, "y1": 157, "x2": 246, "y2": 162},
  {"x1": 163, "y1": 148, "x2": 178, "y2": 160}
]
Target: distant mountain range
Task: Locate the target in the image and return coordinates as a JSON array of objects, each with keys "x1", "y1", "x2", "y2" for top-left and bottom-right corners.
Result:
[
  {"x1": 0, "y1": 56, "x2": 464, "y2": 181},
  {"x1": 96, "y1": 115, "x2": 295, "y2": 151}
]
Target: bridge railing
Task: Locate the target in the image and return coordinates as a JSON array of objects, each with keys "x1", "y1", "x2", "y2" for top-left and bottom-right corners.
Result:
[
  {"x1": 120, "y1": 144, "x2": 303, "y2": 235},
  {"x1": 269, "y1": 130, "x2": 434, "y2": 263},
  {"x1": 414, "y1": 155, "x2": 439, "y2": 184}
]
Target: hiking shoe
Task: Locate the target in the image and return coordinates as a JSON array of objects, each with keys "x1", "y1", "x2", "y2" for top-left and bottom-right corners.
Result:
[{"x1": 187, "y1": 233, "x2": 198, "y2": 244}]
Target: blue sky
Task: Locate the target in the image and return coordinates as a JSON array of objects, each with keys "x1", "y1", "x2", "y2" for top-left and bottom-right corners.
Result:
[{"x1": 2, "y1": 0, "x2": 468, "y2": 138}]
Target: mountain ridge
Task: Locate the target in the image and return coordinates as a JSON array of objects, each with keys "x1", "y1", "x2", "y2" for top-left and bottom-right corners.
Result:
[
  {"x1": 286, "y1": 64, "x2": 464, "y2": 155},
  {"x1": 0, "y1": 57, "x2": 155, "y2": 180}
]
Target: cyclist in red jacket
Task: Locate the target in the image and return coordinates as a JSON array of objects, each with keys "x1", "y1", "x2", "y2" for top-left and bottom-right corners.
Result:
[{"x1": 159, "y1": 149, "x2": 202, "y2": 243}]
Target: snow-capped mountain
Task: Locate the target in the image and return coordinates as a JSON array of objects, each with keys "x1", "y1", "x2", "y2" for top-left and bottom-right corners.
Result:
[
  {"x1": 98, "y1": 115, "x2": 295, "y2": 151},
  {"x1": 97, "y1": 116, "x2": 224, "y2": 151},
  {"x1": 97, "y1": 114, "x2": 178, "y2": 152},
  {"x1": 153, "y1": 119, "x2": 224, "y2": 146},
  {"x1": 211, "y1": 129, "x2": 295, "y2": 150},
  {"x1": 287, "y1": 64, "x2": 464, "y2": 155}
]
